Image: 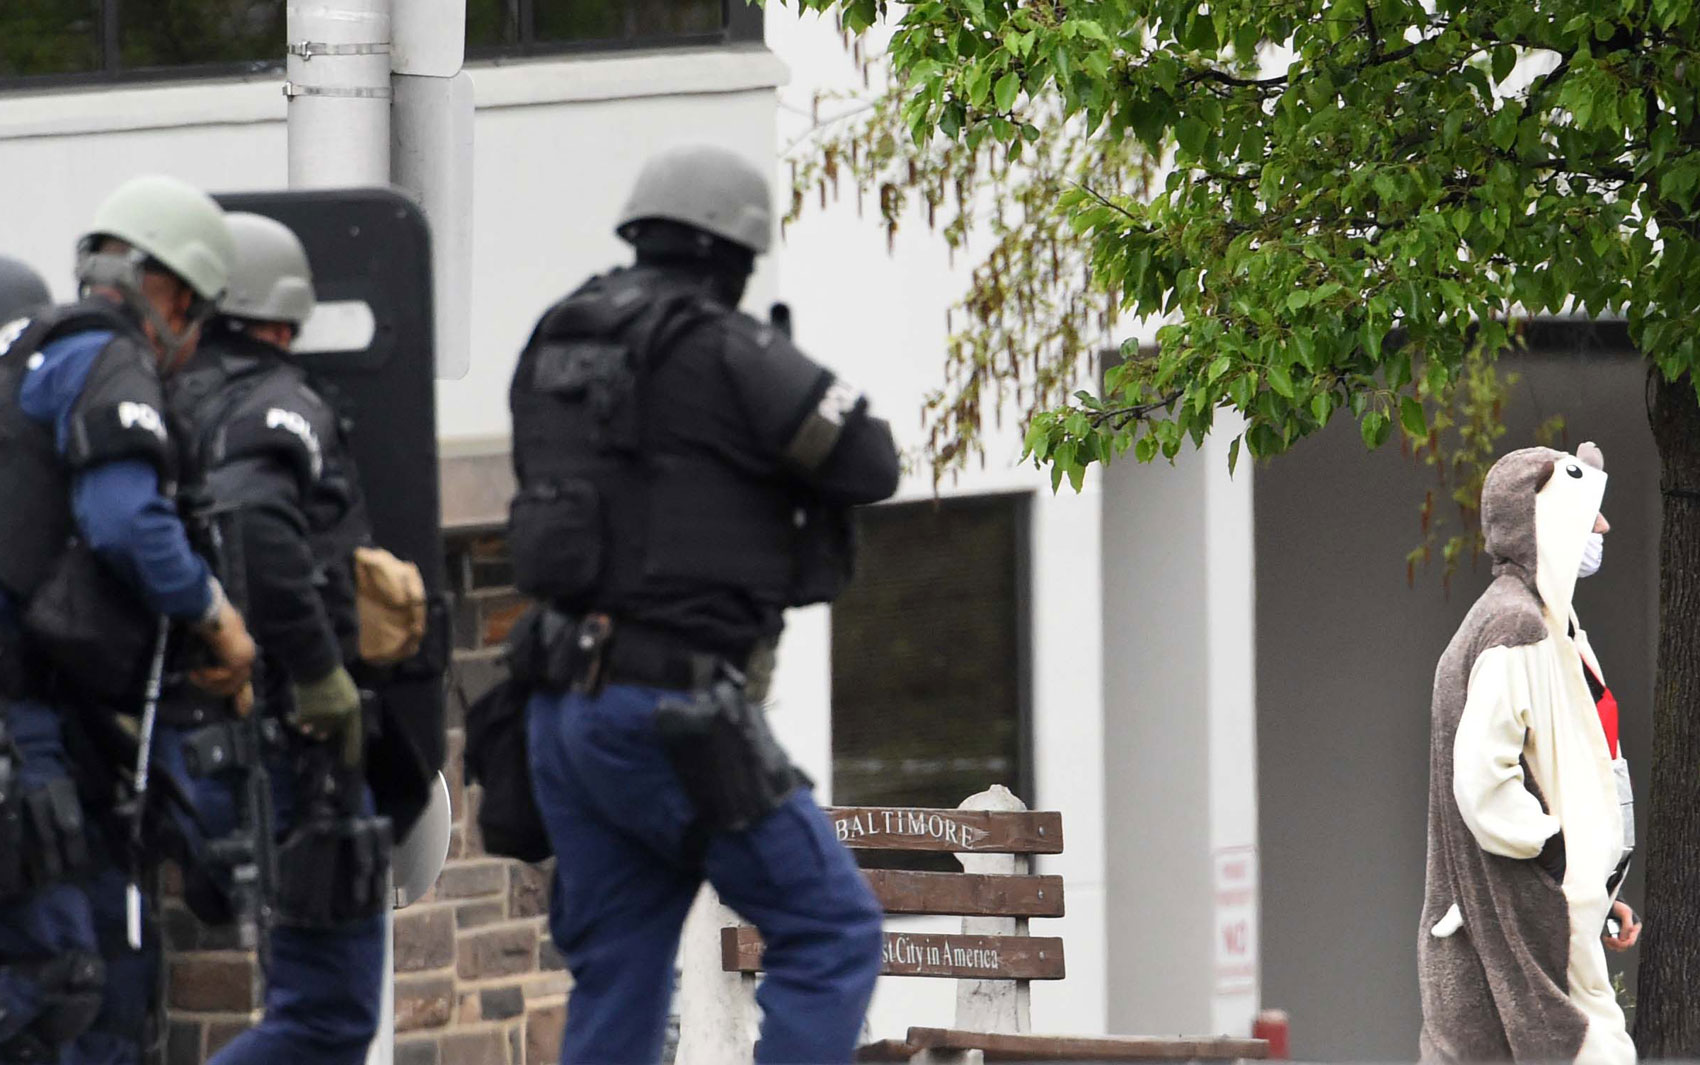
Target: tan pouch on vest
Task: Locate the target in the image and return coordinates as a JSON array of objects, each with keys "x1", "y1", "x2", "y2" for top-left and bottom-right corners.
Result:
[{"x1": 355, "y1": 546, "x2": 427, "y2": 665}]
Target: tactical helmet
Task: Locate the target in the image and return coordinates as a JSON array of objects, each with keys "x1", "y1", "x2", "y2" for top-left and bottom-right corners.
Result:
[
  {"x1": 81, "y1": 175, "x2": 234, "y2": 302},
  {"x1": 222, "y1": 213, "x2": 317, "y2": 326},
  {"x1": 616, "y1": 145, "x2": 773, "y2": 255},
  {"x1": 0, "y1": 256, "x2": 50, "y2": 322}
]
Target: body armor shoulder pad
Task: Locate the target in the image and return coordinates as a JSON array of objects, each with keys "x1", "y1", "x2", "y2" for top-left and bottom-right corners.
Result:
[
  {"x1": 63, "y1": 332, "x2": 174, "y2": 478},
  {"x1": 215, "y1": 364, "x2": 334, "y2": 490},
  {"x1": 533, "y1": 272, "x2": 657, "y2": 343},
  {"x1": 716, "y1": 312, "x2": 861, "y2": 471},
  {"x1": 0, "y1": 301, "x2": 138, "y2": 383}
]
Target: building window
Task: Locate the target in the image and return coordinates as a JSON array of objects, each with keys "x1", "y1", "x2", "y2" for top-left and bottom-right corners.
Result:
[
  {"x1": 1, "y1": 0, "x2": 759, "y2": 86},
  {"x1": 467, "y1": 0, "x2": 760, "y2": 56},
  {"x1": 830, "y1": 493, "x2": 1034, "y2": 822},
  {"x1": 0, "y1": 1, "x2": 286, "y2": 83}
]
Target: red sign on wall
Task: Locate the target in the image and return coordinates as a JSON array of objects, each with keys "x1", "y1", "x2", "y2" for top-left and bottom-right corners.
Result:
[{"x1": 1213, "y1": 845, "x2": 1258, "y2": 995}]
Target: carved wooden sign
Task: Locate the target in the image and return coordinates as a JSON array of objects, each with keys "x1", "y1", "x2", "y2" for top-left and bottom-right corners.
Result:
[
  {"x1": 863, "y1": 869, "x2": 1065, "y2": 918},
  {"x1": 723, "y1": 928, "x2": 1066, "y2": 980},
  {"x1": 824, "y1": 807, "x2": 1064, "y2": 854}
]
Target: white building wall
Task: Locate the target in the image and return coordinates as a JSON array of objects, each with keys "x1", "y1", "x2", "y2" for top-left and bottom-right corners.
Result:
[
  {"x1": 1098, "y1": 423, "x2": 1261, "y2": 1039},
  {"x1": 0, "y1": 47, "x2": 786, "y2": 429},
  {"x1": 764, "y1": 5, "x2": 1108, "y2": 1040}
]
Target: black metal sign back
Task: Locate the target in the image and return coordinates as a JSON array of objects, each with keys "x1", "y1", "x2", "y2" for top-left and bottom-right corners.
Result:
[{"x1": 214, "y1": 187, "x2": 446, "y2": 788}]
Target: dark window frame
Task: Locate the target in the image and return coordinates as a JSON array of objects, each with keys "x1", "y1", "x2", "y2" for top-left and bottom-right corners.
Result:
[
  {"x1": 0, "y1": 0, "x2": 762, "y2": 91},
  {"x1": 829, "y1": 490, "x2": 1038, "y2": 814}
]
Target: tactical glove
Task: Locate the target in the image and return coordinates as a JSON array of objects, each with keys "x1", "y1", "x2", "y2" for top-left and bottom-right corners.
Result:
[{"x1": 291, "y1": 666, "x2": 363, "y2": 769}]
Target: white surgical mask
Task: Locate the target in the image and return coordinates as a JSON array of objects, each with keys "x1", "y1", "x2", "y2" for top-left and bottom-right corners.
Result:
[{"x1": 1579, "y1": 531, "x2": 1605, "y2": 579}]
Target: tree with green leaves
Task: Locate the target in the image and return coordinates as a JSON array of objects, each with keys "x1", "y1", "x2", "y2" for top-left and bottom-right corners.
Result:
[{"x1": 785, "y1": 0, "x2": 1700, "y2": 1051}]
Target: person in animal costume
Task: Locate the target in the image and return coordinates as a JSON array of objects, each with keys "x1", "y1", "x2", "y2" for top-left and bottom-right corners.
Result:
[{"x1": 1420, "y1": 441, "x2": 1642, "y2": 1064}]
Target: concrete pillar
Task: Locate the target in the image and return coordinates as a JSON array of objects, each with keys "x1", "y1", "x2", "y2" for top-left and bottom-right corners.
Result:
[{"x1": 1100, "y1": 422, "x2": 1260, "y2": 1036}]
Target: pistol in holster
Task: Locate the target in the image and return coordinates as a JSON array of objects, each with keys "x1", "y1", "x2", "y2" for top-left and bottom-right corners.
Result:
[{"x1": 654, "y1": 667, "x2": 810, "y2": 834}]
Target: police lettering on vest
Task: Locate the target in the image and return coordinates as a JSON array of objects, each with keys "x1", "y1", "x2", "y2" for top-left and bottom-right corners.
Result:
[
  {"x1": 117, "y1": 400, "x2": 166, "y2": 443},
  {"x1": 264, "y1": 407, "x2": 325, "y2": 479}
]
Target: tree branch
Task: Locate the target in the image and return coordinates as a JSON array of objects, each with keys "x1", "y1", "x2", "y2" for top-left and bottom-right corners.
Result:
[{"x1": 1089, "y1": 390, "x2": 1186, "y2": 427}]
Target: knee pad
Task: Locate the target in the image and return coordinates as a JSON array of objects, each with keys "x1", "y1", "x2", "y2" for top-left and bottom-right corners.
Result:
[
  {"x1": 0, "y1": 951, "x2": 105, "y2": 1051},
  {"x1": 0, "y1": 1030, "x2": 57, "y2": 1063}
]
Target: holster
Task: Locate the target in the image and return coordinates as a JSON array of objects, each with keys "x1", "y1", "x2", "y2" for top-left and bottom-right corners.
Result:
[
  {"x1": 654, "y1": 670, "x2": 809, "y2": 834},
  {"x1": 0, "y1": 769, "x2": 94, "y2": 902},
  {"x1": 506, "y1": 604, "x2": 579, "y2": 693},
  {"x1": 275, "y1": 808, "x2": 392, "y2": 928}
]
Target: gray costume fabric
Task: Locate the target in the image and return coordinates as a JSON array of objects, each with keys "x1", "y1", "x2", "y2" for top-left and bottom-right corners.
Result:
[{"x1": 1419, "y1": 446, "x2": 1633, "y2": 1065}]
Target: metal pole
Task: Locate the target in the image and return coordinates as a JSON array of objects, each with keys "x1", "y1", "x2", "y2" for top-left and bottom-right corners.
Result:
[
  {"x1": 284, "y1": 8, "x2": 397, "y2": 1064},
  {"x1": 285, "y1": 0, "x2": 394, "y2": 189},
  {"x1": 391, "y1": 0, "x2": 475, "y2": 380}
]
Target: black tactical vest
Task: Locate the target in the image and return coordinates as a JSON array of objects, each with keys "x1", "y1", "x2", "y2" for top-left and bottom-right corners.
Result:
[
  {"x1": 0, "y1": 303, "x2": 141, "y2": 603},
  {"x1": 171, "y1": 332, "x2": 370, "y2": 618},
  {"x1": 508, "y1": 269, "x2": 800, "y2": 640}
]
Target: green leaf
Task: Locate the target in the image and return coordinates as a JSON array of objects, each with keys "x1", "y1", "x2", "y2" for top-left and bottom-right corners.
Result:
[
  {"x1": 1267, "y1": 363, "x2": 1296, "y2": 398},
  {"x1": 1227, "y1": 436, "x2": 1242, "y2": 477},
  {"x1": 993, "y1": 70, "x2": 1021, "y2": 113},
  {"x1": 1400, "y1": 395, "x2": 1428, "y2": 439},
  {"x1": 1360, "y1": 411, "x2": 1391, "y2": 450},
  {"x1": 1492, "y1": 46, "x2": 1517, "y2": 86},
  {"x1": 1073, "y1": 19, "x2": 1110, "y2": 42},
  {"x1": 1175, "y1": 117, "x2": 1209, "y2": 158},
  {"x1": 1489, "y1": 108, "x2": 1518, "y2": 151},
  {"x1": 1287, "y1": 289, "x2": 1312, "y2": 311}
]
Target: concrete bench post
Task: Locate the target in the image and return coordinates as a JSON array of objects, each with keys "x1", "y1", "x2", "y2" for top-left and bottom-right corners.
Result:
[
  {"x1": 953, "y1": 785, "x2": 1031, "y2": 1042},
  {"x1": 677, "y1": 884, "x2": 760, "y2": 1064}
]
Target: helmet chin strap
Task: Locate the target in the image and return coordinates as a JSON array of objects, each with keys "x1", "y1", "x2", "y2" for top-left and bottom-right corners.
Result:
[{"x1": 75, "y1": 249, "x2": 213, "y2": 369}]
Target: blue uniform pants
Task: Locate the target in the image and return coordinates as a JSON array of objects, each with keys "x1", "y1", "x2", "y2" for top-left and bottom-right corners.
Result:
[
  {"x1": 0, "y1": 701, "x2": 102, "y2": 1063},
  {"x1": 527, "y1": 683, "x2": 884, "y2": 1065},
  {"x1": 177, "y1": 731, "x2": 384, "y2": 1065}
]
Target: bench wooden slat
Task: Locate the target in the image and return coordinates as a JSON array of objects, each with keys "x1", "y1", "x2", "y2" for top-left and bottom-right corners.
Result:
[
  {"x1": 866, "y1": 869, "x2": 1065, "y2": 918},
  {"x1": 855, "y1": 1040, "x2": 921, "y2": 1062},
  {"x1": 721, "y1": 927, "x2": 1066, "y2": 980},
  {"x1": 826, "y1": 807, "x2": 1064, "y2": 854},
  {"x1": 905, "y1": 1028, "x2": 1271, "y2": 1061}
]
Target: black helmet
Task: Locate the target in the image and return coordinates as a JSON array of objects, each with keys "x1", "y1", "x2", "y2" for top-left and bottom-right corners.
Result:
[{"x1": 0, "y1": 256, "x2": 50, "y2": 322}]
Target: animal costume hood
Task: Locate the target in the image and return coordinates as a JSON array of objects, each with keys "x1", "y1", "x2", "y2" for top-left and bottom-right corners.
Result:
[{"x1": 1419, "y1": 446, "x2": 1634, "y2": 1065}]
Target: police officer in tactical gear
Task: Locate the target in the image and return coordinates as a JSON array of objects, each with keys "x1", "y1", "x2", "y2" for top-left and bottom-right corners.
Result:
[
  {"x1": 165, "y1": 212, "x2": 389, "y2": 1065},
  {"x1": 510, "y1": 144, "x2": 899, "y2": 1065},
  {"x1": 0, "y1": 257, "x2": 51, "y2": 323},
  {"x1": 0, "y1": 175, "x2": 256, "y2": 1065}
]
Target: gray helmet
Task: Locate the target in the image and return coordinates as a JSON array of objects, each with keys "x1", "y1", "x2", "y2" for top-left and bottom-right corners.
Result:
[
  {"x1": 80, "y1": 175, "x2": 234, "y2": 302},
  {"x1": 222, "y1": 213, "x2": 316, "y2": 326},
  {"x1": 0, "y1": 257, "x2": 50, "y2": 322},
  {"x1": 616, "y1": 145, "x2": 773, "y2": 255}
]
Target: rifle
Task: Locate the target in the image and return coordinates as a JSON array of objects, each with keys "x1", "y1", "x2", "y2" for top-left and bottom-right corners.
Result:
[{"x1": 180, "y1": 501, "x2": 277, "y2": 964}]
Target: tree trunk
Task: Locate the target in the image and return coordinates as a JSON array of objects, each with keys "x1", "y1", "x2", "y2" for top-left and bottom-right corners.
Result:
[{"x1": 1633, "y1": 370, "x2": 1700, "y2": 1057}]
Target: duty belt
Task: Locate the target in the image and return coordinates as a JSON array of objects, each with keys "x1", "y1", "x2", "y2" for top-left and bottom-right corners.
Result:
[{"x1": 555, "y1": 612, "x2": 746, "y2": 694}]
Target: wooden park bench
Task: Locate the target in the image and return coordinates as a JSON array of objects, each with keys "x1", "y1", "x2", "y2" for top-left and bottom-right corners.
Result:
[{"x1": 720, "y1": 787, "x2": 1270, "y2": 1064}]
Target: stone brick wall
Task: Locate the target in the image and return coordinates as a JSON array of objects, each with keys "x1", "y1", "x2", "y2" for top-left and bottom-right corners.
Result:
[{"x1": 161, "y1": 530, "x2": 571, "y2": 1064}]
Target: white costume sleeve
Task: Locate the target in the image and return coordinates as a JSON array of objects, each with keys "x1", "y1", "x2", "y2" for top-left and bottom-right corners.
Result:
[{"x1": 1453, "y1": 644, "x2": 1562, "y2": 858}]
